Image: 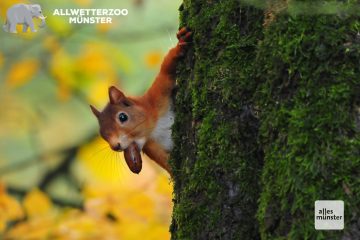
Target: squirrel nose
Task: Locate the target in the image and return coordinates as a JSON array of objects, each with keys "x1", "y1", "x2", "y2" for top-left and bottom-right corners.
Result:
[{"x1": 111, "y1": 143, "x2": 122, "y2": 152}]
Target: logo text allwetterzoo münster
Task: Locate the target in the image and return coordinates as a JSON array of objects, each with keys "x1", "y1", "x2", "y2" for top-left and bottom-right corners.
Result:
[{"x1": 53, "y1": 9, "x2": 128, "y2": 24}]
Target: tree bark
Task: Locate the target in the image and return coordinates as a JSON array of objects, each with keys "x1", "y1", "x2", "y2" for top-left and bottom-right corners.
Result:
[
  {"x1": 255, "y1": 1, "x2": 360, "y2": 239},
  {"x1": 171, "y1": 0, "x2": 360, "y2": 239},
  {"x1": 170, "y1": 1, "x2": 264, "y2": 239}
]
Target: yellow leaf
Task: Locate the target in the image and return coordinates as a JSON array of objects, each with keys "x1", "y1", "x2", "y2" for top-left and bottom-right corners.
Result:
[
  {"x1": 126, "y1": 193, "x2": 154, "y2": 220},
  {"x1": 96, "y1": 22, "x2": 116, "y2": 34},
  {"x1": 1, "y1": 195, "x2": 23, "y2": 221},
  {"x1": 0, "y1": 183, "x2": 24, "y2": 233},
  {"x1": 75, "y1": 0, "x2": 92, "y2": 7},
  {"x1": 6, "y1": 216, "x2": 56, "y2": 239},
  {"x1": 50, "y1": 50, "x2": 75, "y2": 101},
  {"x1": 87, "y1": 79, "x2": 114, "y2": 105},
  {"x1": 23, "y1": 189, "x2": 52, "y2": 218},
  {"x1": 76, "y1": 43, "x2": 115, "y2": 76},
  {"x1": 51, "y1": 50, "x2": 74, "y2": 86},
  {"x1": 107, "y1": 44, "x2": 133, "y2": 73},
  {"x1": 0, "y1": 52, "x2": 4, "y2": 68},
  {"x1": 156, "y1": 174, "x2": 172, "y2": 196},
  {"x1": 43, "y1": 36, "x2": 60, "y2": 53},
  {"x1": 145, "y1": 51, "x2": 162, "y2": 68},
  {"x1": 6, "y1": 59, "x2": 39, "y2": 88},
  {"x1": 145, "y1": 223, "x2": 171, "y2": 240},
  {"x1": 77, "y1": 137, "x2": 126, "y2": 182},
  {"x1": 0, "y1": 218, "x2": 5, "y2": 233},
  {"x1": 53, "y1": 210, "x2": 120, "y2": 239},
  {"x1": 0, "y1": 0, "x2": 23, "y2": 18},
  {"x1": 46, "y1": 16, "x2": 71, "y2": 36},
  {"x1": 0, "y1": 183, "x2": 24, "y2": 221}
]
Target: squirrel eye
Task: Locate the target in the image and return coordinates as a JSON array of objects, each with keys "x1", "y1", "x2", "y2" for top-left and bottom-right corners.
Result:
[{"x1": 118, "y1": 112, "x2": 128, "y2": 123}]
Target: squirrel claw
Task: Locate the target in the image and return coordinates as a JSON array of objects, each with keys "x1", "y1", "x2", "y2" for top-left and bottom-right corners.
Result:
[
  {"x1": 177, "y1": 27, "x2": 192, "y2": 43},
  {"x1": 177, "y1": 27, "x2": 188, "y2": 39}
]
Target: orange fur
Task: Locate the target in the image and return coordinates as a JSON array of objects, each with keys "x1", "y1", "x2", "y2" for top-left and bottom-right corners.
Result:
[
  {"x1": 90, "y1": 28, "x2": 192, "y2": 175},
  {"x1": 143, "y1": 139, "x2": 171, "y2": 174}
]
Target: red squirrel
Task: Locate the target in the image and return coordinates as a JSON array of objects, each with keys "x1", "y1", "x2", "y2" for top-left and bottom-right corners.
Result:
[{"x1": 90, "y1": 27, "x2": 192, "y2": 175}]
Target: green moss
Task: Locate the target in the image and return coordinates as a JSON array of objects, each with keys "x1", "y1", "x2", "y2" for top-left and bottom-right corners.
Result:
[
  {"x1": 255, "y1": 2, "x2": 360, "y2": 239},
  {"x1": 171, "y1": 1, "x2": 360, "y2": 239},
  {"x1": 170, "y1": 1, "x2": 264, "y2": 239}
]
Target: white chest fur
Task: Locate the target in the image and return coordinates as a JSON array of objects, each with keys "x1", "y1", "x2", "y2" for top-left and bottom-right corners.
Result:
[{"x1": 150, "y1": 107, "x2": 174, "y2": 152}]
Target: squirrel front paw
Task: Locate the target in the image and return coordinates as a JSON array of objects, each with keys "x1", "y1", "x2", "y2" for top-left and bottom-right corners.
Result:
[{"x1": 177, "y1": 27, "x2": 192, "y2": 47}]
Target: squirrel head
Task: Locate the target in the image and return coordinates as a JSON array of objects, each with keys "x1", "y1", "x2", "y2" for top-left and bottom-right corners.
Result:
[{"x1": 90, "y1": 86, "x2": 147, "y2": 152}]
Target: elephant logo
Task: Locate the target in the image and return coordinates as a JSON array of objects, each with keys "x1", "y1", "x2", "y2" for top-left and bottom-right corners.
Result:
[{"x1": 3, "y1": 4, "x2": 47, "y2": 33}]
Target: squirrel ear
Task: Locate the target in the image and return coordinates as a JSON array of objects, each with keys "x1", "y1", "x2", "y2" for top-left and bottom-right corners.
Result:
[
  {"x1": 90, "y1": 105, "x2": 101, "y2": 118},
  {"x1": 109, "y1": 86, "x2": 125, "y2": 104}
]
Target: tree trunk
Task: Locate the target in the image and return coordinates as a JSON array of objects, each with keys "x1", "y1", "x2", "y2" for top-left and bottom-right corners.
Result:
[
  {"x1": 170, "y1": 1, "x2": 264, "y2": 239},
  {"x1": 255, "y1": 1, "x2": 360, "y2": 239},
  {"x1": 171, "y1": 0, "x2": 360, "y2": 239}
]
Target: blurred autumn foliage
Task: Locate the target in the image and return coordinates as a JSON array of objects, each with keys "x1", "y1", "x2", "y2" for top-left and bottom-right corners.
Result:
[{"x1": 0, "y1": 0, "x2": 180, "y2": 239}]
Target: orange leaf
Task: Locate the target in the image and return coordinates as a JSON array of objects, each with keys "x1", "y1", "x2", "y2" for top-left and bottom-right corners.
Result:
[
  {"x1": 145, "y1": 51, "x2": 162, "y2": 68},
  {"x1": 6, "y1": 59, "x2": 39, "y2": 88}
]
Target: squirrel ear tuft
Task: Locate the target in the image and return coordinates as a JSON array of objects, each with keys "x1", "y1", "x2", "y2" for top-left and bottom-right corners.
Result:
[
  {"x1": 109, "y1": 86, "x2": 125, "y2": 104},
  {"x1": 90, "y1": 105, "x2": 101, "y2": 118}
]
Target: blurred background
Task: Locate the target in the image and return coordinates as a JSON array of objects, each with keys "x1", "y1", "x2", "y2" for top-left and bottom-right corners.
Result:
[{"x1": 0, "y1": 0, "x2": 181, "y2": 239}]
